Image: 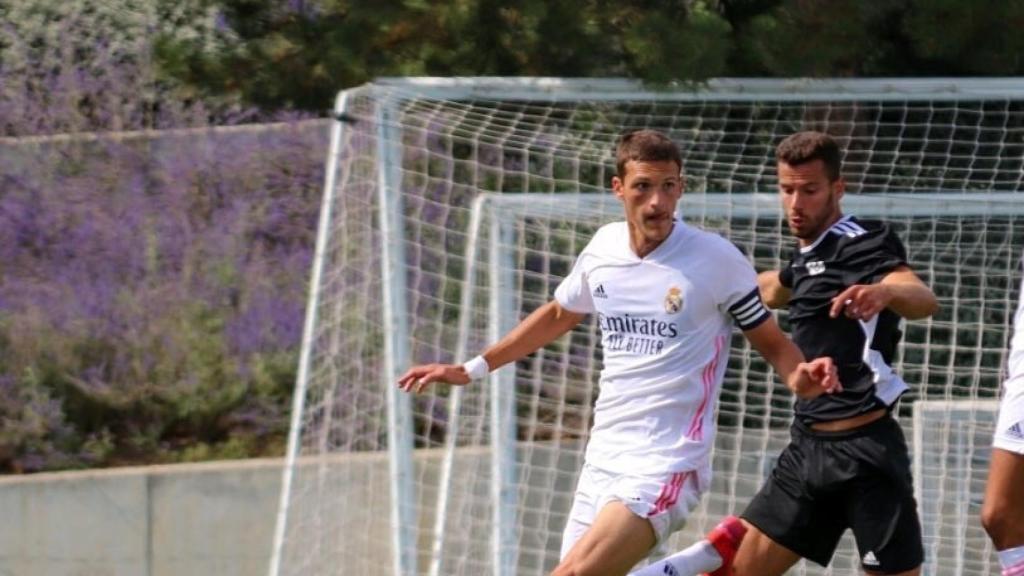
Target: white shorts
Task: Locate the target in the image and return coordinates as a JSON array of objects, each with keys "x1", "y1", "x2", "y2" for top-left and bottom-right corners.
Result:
[
  {"x1": 994, "y1": 385, "x2": 1024, "y2": 455},
  {"x1": 559, "y1": 462, "x2": 705, "y2": 561}
]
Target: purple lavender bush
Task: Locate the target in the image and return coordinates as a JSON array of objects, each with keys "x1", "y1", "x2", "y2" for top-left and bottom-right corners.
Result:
[{"x1": 0, "y1": 3, "x2": 325, "y2": 472}]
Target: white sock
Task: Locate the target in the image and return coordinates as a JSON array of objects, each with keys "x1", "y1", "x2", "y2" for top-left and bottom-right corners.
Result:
[
  {"x1": 629, "y1": 540, "x2": 722, "y2": 576},
  {"x1": 1000, "y1": 545, "x2": 1024, "y2": 574}
]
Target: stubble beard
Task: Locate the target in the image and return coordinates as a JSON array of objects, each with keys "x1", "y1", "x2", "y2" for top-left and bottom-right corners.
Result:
[{"x1": 789, "y1": 191, "x2": 839, "y2": 241}]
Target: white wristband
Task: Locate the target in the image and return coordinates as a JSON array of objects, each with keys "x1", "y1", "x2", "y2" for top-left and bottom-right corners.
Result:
[{"x1": 462, "y1": 355, "x2": 490, "y2": 381}]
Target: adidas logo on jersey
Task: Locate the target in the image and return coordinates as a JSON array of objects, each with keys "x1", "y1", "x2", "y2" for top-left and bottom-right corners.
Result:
[
  {"x1": 862, "y1": 551, "x2": 880, "y2": 567},
  {"x1": 593, "y1": 284, "x2": 608, "y2": 298},
  {"x1": 1008, "y1": 421, "x2": 1024, "y2": 440}
]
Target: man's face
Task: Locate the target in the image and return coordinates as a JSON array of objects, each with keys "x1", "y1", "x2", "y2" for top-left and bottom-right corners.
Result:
[
  {"x1": 778, "y1": 159, "x2": 844, "y2": 242},
  {"x1": 612, "y1": 160, "x2": 683, "y2": 245}
]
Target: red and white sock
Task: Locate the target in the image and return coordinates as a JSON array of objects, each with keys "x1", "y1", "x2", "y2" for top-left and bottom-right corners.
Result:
[
  {"x1": 628, "y1": 516, "x2": 747, "y2": 576},
  {"x1": 704, "y1": 516, "x2": 747, "y2": 576}
]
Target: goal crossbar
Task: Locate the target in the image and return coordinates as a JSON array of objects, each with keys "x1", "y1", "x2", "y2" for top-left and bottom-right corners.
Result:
[
  {"x1": 473, "y1": 191, "x2": 1024, "y2": 220},
  {"x1": 374, "y1": 76, "x2": 1024, "y2": 102}
]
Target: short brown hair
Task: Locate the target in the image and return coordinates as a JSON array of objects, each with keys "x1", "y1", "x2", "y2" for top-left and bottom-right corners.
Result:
[
  {"x1": 775, "y1": 131, "x2": 842, "y2": 182},
  {"x1": 616, "y1": 130, "x2": 682, "y2": 178}
]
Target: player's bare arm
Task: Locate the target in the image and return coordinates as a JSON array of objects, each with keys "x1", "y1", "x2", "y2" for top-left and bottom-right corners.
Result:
[
  {"x1": 742, "y1": 317, "x2": 841, "y2": 398},
  {"x1": 397, "y1": 300, "x2": 586, "y2": 393},
  {"x1": 757, "y1": 270, "x2": 791, "y2": 309},
  {"x1": 829, "y1": 265, "x2": 938, "y2": 321}
]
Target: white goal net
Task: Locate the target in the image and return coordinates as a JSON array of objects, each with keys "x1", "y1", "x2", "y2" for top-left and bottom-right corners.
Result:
[
  {"x1": 913, "y1": 400, "x2": 1001, "y2": 576},
  {"x1": 270, "y1": 78, "x2": 1024, "y2": 576}
]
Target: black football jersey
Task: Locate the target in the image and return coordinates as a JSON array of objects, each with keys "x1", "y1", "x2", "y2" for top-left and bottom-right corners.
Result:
[{"x1": 778, "y1": 215, "x2": 909, "y2": 423}]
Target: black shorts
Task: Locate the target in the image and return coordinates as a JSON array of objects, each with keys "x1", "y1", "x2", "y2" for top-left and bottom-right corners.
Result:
[{"x1": 742, "y1": 415, "x2": 923, "y2": 573}]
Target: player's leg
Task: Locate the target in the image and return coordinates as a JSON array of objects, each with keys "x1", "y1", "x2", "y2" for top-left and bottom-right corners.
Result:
[
  {"x1": 734, "y1": 423, "x2": 847, "y2": 576},
  {"x1": 637, "y1": 424, "x2": 850, "y2": 576},
  {"x1": 629, "y1": 515, "x2": 747, "y2": 576},
  {"x1": 982, "y1": 449, "x2": 1024, "y2": 572},
  {"x1": 982, "y1": 390, "x2": 1024, "y2": 575},
  {"x1": 559, "y1": 464, "x2": 603, "y2": 560},
  {"x1": 558, "y1": 468, "x2": 703, "y2": 576},
  {"x1": 982, "y1": 449, "x2": 1024, "y2": 548},
  {"x1": 847, "y1": 417, "x2": 923, "y2": 576},
  {"x1": 553, "y1": 500, "x2": 657, "y2": 576},
  {"x1": 850, "y1": 476, "x2": 922, "y2": 575},
  {"x1": 730, "y1": 522, "x2": 802, "y2": 576}
]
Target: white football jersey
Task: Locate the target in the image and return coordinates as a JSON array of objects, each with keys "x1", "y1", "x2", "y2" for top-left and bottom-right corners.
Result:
[{"x1": 554, "y1": 220, "x2": 769, "y2": 476}]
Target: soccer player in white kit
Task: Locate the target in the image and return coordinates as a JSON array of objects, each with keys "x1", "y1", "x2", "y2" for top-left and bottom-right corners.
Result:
[
  {"x1": 982, "y1": 253, "x2": 1024, "y2": 576},
  {"x1": 398, "y1": 130, "x2": 840, "y2": 576}
]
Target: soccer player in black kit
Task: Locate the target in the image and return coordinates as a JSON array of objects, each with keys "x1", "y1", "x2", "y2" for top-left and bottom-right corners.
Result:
[
  {"x1": 630, "y1": 131, "x2": 939, "y2": 576},
  {"x1": 739, "y1": 131, "x2": 939, "y2": 576}
]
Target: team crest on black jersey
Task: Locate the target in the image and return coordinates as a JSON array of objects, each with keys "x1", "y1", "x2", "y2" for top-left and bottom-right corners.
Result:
[
  {"x1": 806, "y1": 260, "x2": 826, "y2": 275},
  {"x1": 664, "y1": 286, "x2": 684, "y2": 314}
]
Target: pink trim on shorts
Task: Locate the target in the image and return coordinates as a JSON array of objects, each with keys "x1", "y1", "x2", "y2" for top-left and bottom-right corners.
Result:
[
  {"x1": 648, "y1": 471, "x2": 688, "y2": 517},
  {"x1": 1005, "y1": 560, "x2": 1024, "y2": 576},
  {"x1": 687, "y1": 335, "x2": 725, "y2": 441}
]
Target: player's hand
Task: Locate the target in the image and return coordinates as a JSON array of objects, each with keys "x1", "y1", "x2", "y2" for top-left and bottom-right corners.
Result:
[
  {"x1": 397, "y1": 363, "x2": 471, "y2": 393},
  {"x1": 794, "y1": 356, "x2": 842, "y2": 395},
  {"x1": 830, "y1": 284, "x2": 891, "y2": 320}
]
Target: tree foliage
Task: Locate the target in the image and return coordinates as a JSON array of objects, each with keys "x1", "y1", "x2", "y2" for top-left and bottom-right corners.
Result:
[{"x1": 146, "y1": 0, "x2": 1024, "y2": 112}]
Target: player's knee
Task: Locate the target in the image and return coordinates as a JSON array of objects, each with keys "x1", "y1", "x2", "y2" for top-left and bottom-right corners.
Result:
[
  {"x1": 552, "y1": 553, "x2": 622, "y2": 576},
  {"x1": 732, "y1": 559, "x2": 787, "y2": 576},
  {"x1": 730, "y1": 548, "x2": 765, "y2": 576},
  {"x1": 730, "y1": 557, "x2": 753, "y2": 576},
  {"x1": 549, "y1": 559, "x2": 589, "y2": 576},
  {"x1": 981, "y1": 498, "x2": 1012, "y2": 544},
  {"x1": 549, "y1": 565, "x2": 571, "y2": 576},
  {"x1": 981, "y1": 498, "x2": 1002, "y2": 535},
  {"x1": 550, "y1": 557, "x2": 579, "y2": 576}
]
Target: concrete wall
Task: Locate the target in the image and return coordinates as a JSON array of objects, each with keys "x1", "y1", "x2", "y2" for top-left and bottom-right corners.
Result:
[
  {"x1": 0, "y1": 423, "x2": 1000, "y2": 576},
  {"x1": 0, "y1": 459, "x2": 282, "y2": 576},
  {"x1": 0, "y1": 437, "x2": 787, "y2": 576}
]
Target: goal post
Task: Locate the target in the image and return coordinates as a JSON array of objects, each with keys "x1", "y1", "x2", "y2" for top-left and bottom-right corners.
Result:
[{"x1": 271, "y1": 77, "x2": 1024, "y2": 576}]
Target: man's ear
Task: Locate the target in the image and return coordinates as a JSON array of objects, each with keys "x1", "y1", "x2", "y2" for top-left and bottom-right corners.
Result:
[
  {"x1": 612, "y1": 175, "x2": 624, "y2": 200},
  {"x1": 832, "y1": 177, "x2": 845, "y2": 200}
]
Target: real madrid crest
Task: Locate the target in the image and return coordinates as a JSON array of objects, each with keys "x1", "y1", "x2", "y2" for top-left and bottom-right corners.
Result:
[{"x1": 664, "y1": 286, "x2": 684, "y2": 314}]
